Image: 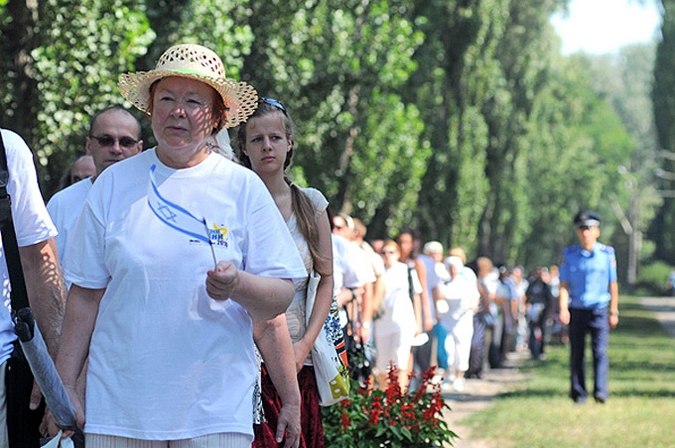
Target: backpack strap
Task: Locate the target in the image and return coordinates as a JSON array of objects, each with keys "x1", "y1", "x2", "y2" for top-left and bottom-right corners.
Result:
[{"x1": 0, "y1": 131, "x2": 31, "y2": 312}]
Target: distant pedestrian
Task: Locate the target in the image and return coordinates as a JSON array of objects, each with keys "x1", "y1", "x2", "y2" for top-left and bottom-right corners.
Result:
[
  {"x1": 374, "y1": 240, "x2": 422, "y2": 390},
  {"x1": 435, "y1": 256, "x2": 478, "y2": 392},
  {"x1": 525, "y1": 267, "x2": 553, "y2": 360},
  {"x1": 559, "y1": 210, "x2": 619, "y2": 404},
  {"x1": 465, "y1": 256, "x2": 496, "y2": 379}
]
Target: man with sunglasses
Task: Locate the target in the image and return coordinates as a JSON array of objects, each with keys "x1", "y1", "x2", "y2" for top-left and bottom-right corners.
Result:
[
  {"x1": 47, "y1": 106, "x2": 142, "y2": 266},
  {"x1": 559, "y1": 210, "x2": 619, "y2": 404}
]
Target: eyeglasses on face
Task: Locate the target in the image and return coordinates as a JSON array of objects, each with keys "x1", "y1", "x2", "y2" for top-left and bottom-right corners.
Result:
[
  {"x1": 381, "y1": 249, "x2": 396, "y2": 255},
  {"x1": 91, "y1": 135, "x2": 139, "y2": 148},
  {"x1": 260, "y1": 97, "x2": 287, "y2": 114}
]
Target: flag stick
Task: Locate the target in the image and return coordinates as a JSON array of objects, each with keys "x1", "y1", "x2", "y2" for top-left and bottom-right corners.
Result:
[{"x1": 203, "y1": 218, "x2": 218, "y2": 268}]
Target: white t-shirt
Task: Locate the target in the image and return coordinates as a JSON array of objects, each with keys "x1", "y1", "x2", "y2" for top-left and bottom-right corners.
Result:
[
  {"x1": 375, "y1": 262, "x2": 421, "y2": 336},
  {"x1": 46, "y1": 177, "x2": 92, "y2": 267},
  {"x1": 332, "y1": 234, "x2": 375, "y2": 295},
  {"x1": 438, "y1": 272, "x2": 480, "y2": 324},
  {"x1": 64, "y1": 149, "x2": 307, "y2": 440},
  {"x1": 359, "y1": 241, "x2": 385, "y2": 278},
  {"x1": 0, "y1": 129, "x2": 57, "y2": 363},
  {"x1": 418, "y1": 254, "x2": 443, "y2": 322},
  {"x1": 332, "y1": 234, "x2": 376, "y2": 327}
]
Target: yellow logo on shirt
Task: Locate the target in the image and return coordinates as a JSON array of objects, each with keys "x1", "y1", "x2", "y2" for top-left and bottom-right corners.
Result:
[{"x1": 208, "y1": 223, "x2": 229, "y2": 247}]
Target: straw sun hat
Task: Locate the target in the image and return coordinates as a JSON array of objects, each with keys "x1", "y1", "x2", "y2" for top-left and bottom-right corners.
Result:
[{"x1": 118, "y1": 43, "x2": 258, "y2": 129}]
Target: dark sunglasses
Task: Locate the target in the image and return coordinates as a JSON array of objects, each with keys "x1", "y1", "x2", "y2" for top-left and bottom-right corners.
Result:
[
  {"x1": 260, "y1": 97, "x2": 287, "y2": 114},
  {"x1": 91, "y1": 135, "x2": 139, "y2": 148}
]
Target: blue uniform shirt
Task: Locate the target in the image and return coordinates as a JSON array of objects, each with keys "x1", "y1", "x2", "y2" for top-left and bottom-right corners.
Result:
[{"x1": 560, "y1": 243, "x2": 617, "y2": 310}]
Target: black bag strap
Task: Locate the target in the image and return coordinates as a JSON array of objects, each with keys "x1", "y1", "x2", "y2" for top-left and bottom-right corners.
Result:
[
  {"x1": 0, "y1": 130, "x2": 31, "y2": 312},
  {"x1": 407, "y1": 261, "x2": 415, "y2": 303}
]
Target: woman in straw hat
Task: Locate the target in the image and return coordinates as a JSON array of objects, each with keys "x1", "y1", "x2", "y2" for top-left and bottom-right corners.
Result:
[{"x1": 50, "y1": 44, "x2": 307, "y2": 448}]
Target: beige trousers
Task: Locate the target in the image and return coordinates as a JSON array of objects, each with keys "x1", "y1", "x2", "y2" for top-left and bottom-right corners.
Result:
[{"x1": 86, "y1": 432, "x2": 251, "y2": 448}]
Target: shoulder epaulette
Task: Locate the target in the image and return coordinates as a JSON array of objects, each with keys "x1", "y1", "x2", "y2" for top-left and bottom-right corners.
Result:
[{"x1": 597, "y1": 243, "x2": 615, "y2": 254}]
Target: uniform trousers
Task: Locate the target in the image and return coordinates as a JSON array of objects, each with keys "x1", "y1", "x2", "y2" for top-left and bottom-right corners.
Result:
[{"x1": 569, "y1": 307, "x2": 610, "y2": 401}]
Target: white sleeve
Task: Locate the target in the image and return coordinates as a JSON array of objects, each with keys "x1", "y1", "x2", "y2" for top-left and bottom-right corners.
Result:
[
  {"x1": 343, "y1": 243, "x2": 376, "y2": 288},
  {"x1": 2, "y1": 129, "x2": 56, "y2": 247}
]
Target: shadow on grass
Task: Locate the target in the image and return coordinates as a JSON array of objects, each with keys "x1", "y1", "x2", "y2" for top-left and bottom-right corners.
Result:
[
  {"x1": 616, "y1": 309, "x2": 670, "y2": 336},
  {"x1": 610, "y1": 360, "x2": 675, "y2": 372},
  {"x1": 499, "y1": 387, "x2": 563, "y2": 399},
  {"x1": 500, "y1": 386, "x2": 675, "y2": 399},
  {"x1": 611, "y1": 388, "x2": 675, "y2": 398},
  {"x1": 444, "y1": 392, "x2": 504, "y2": 404}
]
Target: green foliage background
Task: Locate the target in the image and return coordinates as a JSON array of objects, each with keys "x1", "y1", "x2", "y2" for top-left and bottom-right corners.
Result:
[{"x1": 0, "y1": 0, "x2": 668, "y2": 280}]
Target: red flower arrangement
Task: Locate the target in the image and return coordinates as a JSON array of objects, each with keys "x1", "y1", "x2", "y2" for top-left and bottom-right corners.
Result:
[{"x1": 322, "y1": 364, "x2": 458, "y2": 447}]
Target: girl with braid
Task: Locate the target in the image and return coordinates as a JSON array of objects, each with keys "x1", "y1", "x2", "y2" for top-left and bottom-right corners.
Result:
[{"x1": 235, "y1": 98, "x2": 334, "y2": 448}]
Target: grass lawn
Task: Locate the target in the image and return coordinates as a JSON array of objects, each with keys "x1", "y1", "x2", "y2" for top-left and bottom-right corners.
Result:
[{"x1": 460, "y1": 296, "x2": 675, "y2": 447}]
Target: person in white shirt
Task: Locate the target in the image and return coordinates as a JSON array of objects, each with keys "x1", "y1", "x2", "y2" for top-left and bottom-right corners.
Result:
[
  {"x1": 331, "y1": 213, "x2": 376, "y2": 383},
  {"x1": 331, "y1": 229, "x2": 375, "y2": 383},
  {"x1": 435, "y1": 256, "x2": 479, "y2": 391},
  {"x1": 351, "y1": 218, "x2": 385, "y2": 350},
  {"x1": 374, "y1": 240, "x2": 422, "y2": 391},
  {"x1": 414, "y1": 241, "x2": 445, "y2": 386},
  {"x1": 0, "y1": 128, "x2": 66, "y2": 446},
  {"x1": 47, "y1": 106, "x2": 143, "y2": 268},
  {"x1": 49, "y1": 44, "x2": 307, "y2": 448}
]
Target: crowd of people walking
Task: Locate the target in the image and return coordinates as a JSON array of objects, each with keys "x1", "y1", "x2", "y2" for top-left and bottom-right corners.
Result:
[
  {"x1": 327, "y1": 215, "x2": 567, "y2": 395},
  {"x1": 0, "y1": 41, "x2": 618, "y2": 448}
]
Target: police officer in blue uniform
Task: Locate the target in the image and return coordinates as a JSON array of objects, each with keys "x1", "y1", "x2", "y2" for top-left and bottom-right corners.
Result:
[{"x1": 559, "y1": 210, "x2": 619, "y2": 404}]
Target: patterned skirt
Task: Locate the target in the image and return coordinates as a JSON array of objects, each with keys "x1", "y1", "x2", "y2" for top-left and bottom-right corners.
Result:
[{"x1": 253, "y1": 364, "x2": 324, "y2": 448}]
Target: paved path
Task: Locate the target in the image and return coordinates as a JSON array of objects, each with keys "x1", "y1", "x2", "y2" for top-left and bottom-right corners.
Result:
[
  {"x1": 440, "y1": 297, "x2": 675, "y2": 447},
  {"x1": 440, "y1": 351, "x2": 531, "y2": 448},
  {"x1": 639, "y1": 297, "x2": 675, "y2": 337}
]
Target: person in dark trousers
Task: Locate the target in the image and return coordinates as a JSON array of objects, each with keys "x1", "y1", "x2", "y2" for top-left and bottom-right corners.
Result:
[
  {"x1": 559, "y1": 210, "x2": 619, "y2": 404},
  {"x1": 465, "y1": 256, "x2": 496, "y2": 379},
  {"x1": 525, "y1": 267, "x2": 553, "y2": 360}
]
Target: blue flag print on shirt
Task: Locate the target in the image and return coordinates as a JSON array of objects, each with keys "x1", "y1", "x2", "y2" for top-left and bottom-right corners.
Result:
[{"x1": 147, "y1": 164, "x2": 210, "y2": 244}]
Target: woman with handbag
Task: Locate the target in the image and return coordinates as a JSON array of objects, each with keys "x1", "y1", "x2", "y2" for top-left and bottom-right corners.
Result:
[{"x1": 235, "y1": 98, "x2": 334, "y2": 448}]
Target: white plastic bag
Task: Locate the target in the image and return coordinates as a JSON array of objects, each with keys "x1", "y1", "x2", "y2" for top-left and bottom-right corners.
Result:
[{"x1": 41, "y1": 430, "x2": 74, "y2": 448}]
